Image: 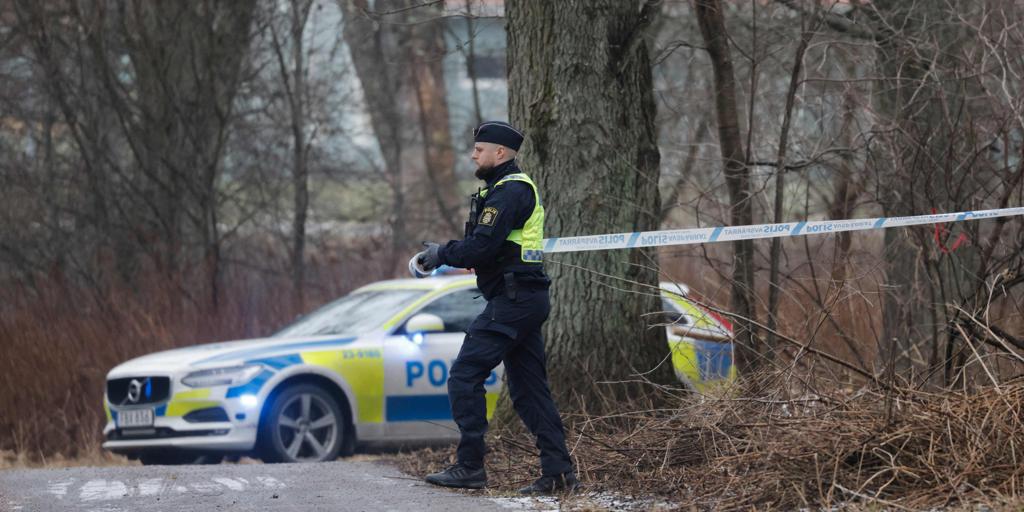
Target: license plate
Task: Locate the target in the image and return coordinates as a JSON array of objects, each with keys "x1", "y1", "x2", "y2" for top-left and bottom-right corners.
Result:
[{"x1": 118, "y1": 408, "x2": 154, "y2": 428}]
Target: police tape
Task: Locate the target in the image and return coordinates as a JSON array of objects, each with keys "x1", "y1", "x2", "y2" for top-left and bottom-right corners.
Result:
[{"x1": 541, "y1": 206, "x2": 1024, "y2": 254}]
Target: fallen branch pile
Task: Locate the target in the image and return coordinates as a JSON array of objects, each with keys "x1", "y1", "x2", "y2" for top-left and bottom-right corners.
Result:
[{"x1": 397, "y1": 380, "x2": 1024, "y2": 510}]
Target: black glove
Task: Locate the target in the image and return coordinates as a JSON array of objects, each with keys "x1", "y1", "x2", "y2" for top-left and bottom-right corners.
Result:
[{"x1": 417, "y1": 242, "x2": 442, "y2": 271}]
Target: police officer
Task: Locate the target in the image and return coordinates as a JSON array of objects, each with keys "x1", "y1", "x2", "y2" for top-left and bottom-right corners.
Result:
[{"x1": 415, "y1": 121, "x2": 577, "y2": 494}]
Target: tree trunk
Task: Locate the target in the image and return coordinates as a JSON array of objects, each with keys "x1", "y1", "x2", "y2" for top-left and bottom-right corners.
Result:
[
  {"x1": 828, "y1": 84, "x2": 860, "y2": 285},
  {"x1": 21, "y1": 0, "x2": 254, "y2": 304},
  {"x1": 463, "y1": 0, "x2": 483, "y2": 127},
  {"x1": 407, "y1": 2, "x2": 461, "y2": 238},
  {"x1": 507, "y1": 0, "x2": 673, "y2": 410},
  {"x1": 766, "y1": 21, "x2": 814, "y2": 355},
  {"x1": 695, "y1": 0, "x2": 759, "y2": 372},
  {"x1": 273, "y1": 0, "x2": 314, "y2": 311},
  {"x1": 339, "y1": 0, "x2": 409, "y2": 272}
]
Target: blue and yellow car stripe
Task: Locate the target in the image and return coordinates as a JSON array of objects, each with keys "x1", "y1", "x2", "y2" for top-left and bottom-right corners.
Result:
[
  {"x1": 105, "y1": 278, "x2": 725, "y2": 430},
  {"x1": 300, "y1": 348, "x2": 385, "y2": 423},
  {"x1": 664, "y1": 291, "x2": 736, "y2": 391},
  {"x1": 163, "y1": 388, "x2": 216, "y2": 417}
]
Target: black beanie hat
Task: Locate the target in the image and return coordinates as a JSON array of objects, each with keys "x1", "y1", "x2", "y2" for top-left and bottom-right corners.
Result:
[{"x1": 473, "y1": 121, "x2": 524, "y2": 151}]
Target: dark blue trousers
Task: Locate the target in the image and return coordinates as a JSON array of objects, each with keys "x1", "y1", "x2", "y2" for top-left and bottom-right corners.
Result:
[{"x1": 447, "y1": 288, "x2": 573, "y2": 476}]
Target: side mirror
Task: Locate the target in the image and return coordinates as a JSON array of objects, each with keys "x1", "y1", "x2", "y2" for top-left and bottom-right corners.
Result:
[{"x1": 405, "y1": 313, "x2": 445, "y2": 336}]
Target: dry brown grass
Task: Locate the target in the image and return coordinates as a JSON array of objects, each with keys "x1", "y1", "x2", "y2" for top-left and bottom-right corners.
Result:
[
  {"x1": 0, "y1": 447, "x2": 135, "y2": 470},
  {"x1": 393, "y1": 371, "x2": 1024, "y2": 511},
  {"x1": 0, "y1": 276, "x2": 278, "y2": 460},
  {"x1": 0, "y1": 255, "x2": 384, "y2": 462},
  {"x1": 6, "y1": 240, "x2": 1024, "y2": 510}
]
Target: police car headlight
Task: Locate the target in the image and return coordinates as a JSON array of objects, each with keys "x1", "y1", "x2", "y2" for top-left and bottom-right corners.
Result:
[{"x1": 182, "y1": 364, "x2": 263, "y2": 388}]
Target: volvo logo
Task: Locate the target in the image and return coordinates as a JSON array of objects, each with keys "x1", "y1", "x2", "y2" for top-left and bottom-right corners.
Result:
[{"x1": 127, "y1": 379, "x2": 143, "y2": 403}]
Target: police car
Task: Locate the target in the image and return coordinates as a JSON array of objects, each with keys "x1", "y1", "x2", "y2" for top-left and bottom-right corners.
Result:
[{"x1": 102, "y1": 275, "x2": 733, "y2": 465}]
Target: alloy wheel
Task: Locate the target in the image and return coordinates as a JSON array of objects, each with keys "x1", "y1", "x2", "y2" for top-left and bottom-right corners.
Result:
[{"x1": 275, "y1": 392, "x2": 338, "y2": 461}]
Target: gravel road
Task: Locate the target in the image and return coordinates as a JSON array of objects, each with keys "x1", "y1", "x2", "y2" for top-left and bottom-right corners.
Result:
[{"x1": 0, "y1": 460, "x2": 527, "y2": 511}]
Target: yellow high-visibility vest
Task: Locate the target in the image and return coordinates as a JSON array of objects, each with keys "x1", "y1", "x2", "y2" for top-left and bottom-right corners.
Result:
[{"x1": 479, "y1": 173, "x2": 544, "y2": 263}]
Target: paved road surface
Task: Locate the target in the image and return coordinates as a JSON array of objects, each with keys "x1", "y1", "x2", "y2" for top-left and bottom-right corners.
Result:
[{"x1": 0, "y1": 460, "x2": 524, "y2": 511}]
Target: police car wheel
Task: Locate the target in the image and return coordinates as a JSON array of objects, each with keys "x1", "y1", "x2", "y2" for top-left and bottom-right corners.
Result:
[{"x1": 260, "y1": 384, "x2": 345, "y2": 463}]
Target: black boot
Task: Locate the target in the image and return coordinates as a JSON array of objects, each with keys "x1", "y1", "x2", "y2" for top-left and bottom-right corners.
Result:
[
  {"x1": 518, "y1": 472, "x2": 580, "y2": 495},
  {"x1": 424, "y1": 463, "x2": 488, "y2": 489}
]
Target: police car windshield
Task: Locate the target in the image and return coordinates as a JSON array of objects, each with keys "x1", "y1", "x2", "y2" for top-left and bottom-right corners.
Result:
[{"x1": 274, "y1": 290, "x2": 425, "y2": 337}]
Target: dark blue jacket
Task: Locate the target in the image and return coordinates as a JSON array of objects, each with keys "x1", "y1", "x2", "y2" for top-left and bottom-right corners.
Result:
[{"x1": 438, "y1": 159, "x2": 548, "y2": 299}]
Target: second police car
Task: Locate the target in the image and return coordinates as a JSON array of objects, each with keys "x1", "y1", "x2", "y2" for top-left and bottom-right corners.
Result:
[{"x1": 102, "y1": 274, "x2": 734, "y2": 465}]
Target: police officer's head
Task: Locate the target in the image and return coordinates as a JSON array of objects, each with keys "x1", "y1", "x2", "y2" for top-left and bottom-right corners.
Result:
[{"x1": 471, "y1": 121, "x2": 523, "y2": 179}]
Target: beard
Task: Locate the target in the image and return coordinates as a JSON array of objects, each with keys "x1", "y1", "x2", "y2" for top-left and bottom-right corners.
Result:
[{"x1": 474, "y1": 162, "x2": 494, "y2": 180}]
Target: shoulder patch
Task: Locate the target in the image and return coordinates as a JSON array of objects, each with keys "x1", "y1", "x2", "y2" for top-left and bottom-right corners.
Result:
[{"x1": 479, "y1": 206, "x2": 499, "y2": 227}]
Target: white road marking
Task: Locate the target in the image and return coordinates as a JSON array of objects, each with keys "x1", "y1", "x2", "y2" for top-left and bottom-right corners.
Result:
[
  {"x1": 80, "y1": 480, "x2": 128, "y2": 501},
  {"x1": 46, "y1": 478, "x2": 74, "y2": 499},
  {"x1": 256, "y1": 476, "x2": 285, "y2": 488},
  {"x1": 136, "y1": 478, "x2": 164, "y2": 496},
  {"x1": 62, "y1": 474, "x2": 285, "y2": 504},
  {"x1": 213, "y1": 477, "x2": 246, "y2": 491},
  {"x1": 188, "y1": 480, "x2": 226, "y2": 495}
]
